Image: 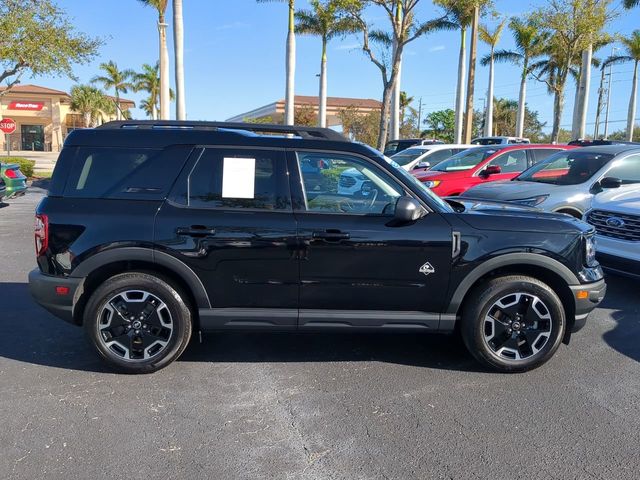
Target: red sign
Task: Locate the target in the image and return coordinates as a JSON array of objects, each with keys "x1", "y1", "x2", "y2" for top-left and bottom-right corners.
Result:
[
  {"x1": 0, "y1": 118, "x2": 17, "y2": 134},
  {"x1": 8, "y1": 101, "x2": 44, "y2": 111}
]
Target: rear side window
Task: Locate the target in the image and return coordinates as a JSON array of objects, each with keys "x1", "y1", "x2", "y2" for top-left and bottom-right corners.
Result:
[
  {"x1": 178, "y1": 148, "x2": 291, "y2": 210},
  {"x1": 532, "y1": 149, "x2": 561, "y2": 164},
  {"x1": 63, "y1": 147, "x2": 190, "y2": 199}
]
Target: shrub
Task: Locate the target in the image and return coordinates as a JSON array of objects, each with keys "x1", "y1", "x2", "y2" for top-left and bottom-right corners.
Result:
[{"x1": 1, "y1": 156, "x2": 35, "y2": 177}]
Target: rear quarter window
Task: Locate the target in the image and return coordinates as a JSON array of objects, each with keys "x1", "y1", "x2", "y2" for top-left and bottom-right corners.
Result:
[{"x1": 62, "y1": 146, "x2": 192, "y2": 199}]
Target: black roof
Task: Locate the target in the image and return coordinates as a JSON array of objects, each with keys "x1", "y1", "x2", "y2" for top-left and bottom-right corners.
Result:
[{"x1": 65, "y1": 120, "x2": 372, "y2": 153}]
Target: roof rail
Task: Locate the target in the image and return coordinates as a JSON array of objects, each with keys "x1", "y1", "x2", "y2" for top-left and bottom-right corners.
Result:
[{"x1": 97, "y1": 120, "x2": 347, "y2": 141}]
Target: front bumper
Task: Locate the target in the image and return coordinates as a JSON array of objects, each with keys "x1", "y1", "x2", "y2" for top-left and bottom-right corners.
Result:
[
  {"x1": 28, "y1": 269, "x2": 83, "y2": 325},
  {"x1": 569, "y1": 278, "x2": 607, "y2": 332}
]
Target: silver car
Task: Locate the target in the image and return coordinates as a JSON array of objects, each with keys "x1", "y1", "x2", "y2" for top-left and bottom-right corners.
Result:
[{"x1": 460, "y1": 145, "x2": 640, "y2": 218}]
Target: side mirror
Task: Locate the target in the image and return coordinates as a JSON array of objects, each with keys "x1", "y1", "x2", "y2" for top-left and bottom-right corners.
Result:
[
  {"x1": 394, "y1": 196, "x2": 423, "y2": 222},
  {"x1": 414, "y1": 161, "x2": 431, "y2": 170},
  {"x1": 481, "y1": 165, "x2": 502, "y2": 177},
  {"x1": 600, "y1": 177, "x2": 623, "y2": 189}
]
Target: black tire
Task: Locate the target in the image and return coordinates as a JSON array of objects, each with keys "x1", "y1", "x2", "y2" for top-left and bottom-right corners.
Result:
[
  {"x1": 84, "y1": 272, "x2": 192, "y2": 374},
  {"x1": 460, "y1": 275, "x2": 566, "y2": 373}
]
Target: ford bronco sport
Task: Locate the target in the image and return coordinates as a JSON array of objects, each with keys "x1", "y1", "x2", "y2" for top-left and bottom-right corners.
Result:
[{"x1": 29, "y1": 121, "x2": 606, "y2": 374}]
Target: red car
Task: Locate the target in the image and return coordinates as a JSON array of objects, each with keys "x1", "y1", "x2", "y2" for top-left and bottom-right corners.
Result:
[{"x1": 412, "y1": 144, "x2": 575, "y2": 197}]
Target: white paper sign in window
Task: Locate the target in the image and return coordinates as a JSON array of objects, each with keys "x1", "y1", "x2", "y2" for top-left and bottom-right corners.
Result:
[{"x1": 222, "y1": 157, "x2": 255, "y2": 198}]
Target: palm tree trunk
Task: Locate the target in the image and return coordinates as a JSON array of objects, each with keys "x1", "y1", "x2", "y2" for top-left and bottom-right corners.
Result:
[
  {"x1": 516, "y1": 60, "x2": 528, "y2": 138},
  {"x1": 454, "y1": 28, "x2": 466, "y2": 144},
  {"x1": 173, "y1": 0, "x2": 186, "y2": 120},
  {"x1": 551, "y1": 88, "x2": 564, "y2": 143},
  {"x1": 627, "y1": 60, "x2": 638, "y2": 141},
  {"x1": 463, "y1": 6, "x2": 479, "y2": 143},
  {"x1": 390, "y1": 49, "x2": 402, "y2": 140},
  {"x1": 484, "y1": 49, "x2": 495, "y2": 137},
  {"x1": 318, "y1": 37, "x2": 327, "y2": 128},
  {"x1": 115, "y1": 89, "x2": 121, "y2": 121},
  {"x1": 84, "y1": 112, "x2": 91, "y2": 128},
  {"x1": 572, "y1": 45, "x2": 592, "y2": 140},
  {"x1": 377, "y1": 82, "x2": 393, "y2": 151},
  {"x1": 285, "y1": 0, "x2": 296, "y2": 125},
  {"x1": 158, "y1": 16, "x2": 170, "y2": 120}
]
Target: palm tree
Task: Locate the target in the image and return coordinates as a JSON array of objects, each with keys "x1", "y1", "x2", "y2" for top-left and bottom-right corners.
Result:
[
  {"x1": 399, "y1": 91, "x2": 414, "y2": 123},
  {"x1": 70, "y1": 85, "x2": 113, "y2": 127},
  {"x1": 91, "y1": 61, "x2": 135, "y2": 121},
  {"x1": 134, "y1": 63, "x2": 160, "y2": 120},
  {"x1": 604, "y1": 30, "x2": 640, "y2": 141},
  {"x1": 295, "y1": 0, "x2": 358, "y2": 128},
  {"x1": 479, "y1": 19, "x2": 506, "y2": 137},
  {"x1": 624, "y1": 0, "x2": 639, "y2": 7},
  {"x1": 134, "y1": 62, "x2": 176, "y2": 120},
  {"x1": 492, "y1": 18, "x2": 546, "y2": 138},
  {"x1": 138, "y1": 0, "x2": 170, "y2": 120},
  {"x1": 258, "y1": 0, "x2": 296, "y2": 125},
  {"x1": 173, "y1": 0, "x2": 186, "y2": 120}
]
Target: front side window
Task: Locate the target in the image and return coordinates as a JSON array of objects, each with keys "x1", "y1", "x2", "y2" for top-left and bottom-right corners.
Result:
[
  {"x1": 182, "y1": 148, "x2": 291, "y2": 210},
  {"x1": 605, "y1": 154, "x2": 640, "y2": 183},
  {"x1": 486, "y1": 150, "x2": 528, "y2": 174},
  {"x1": 431, "y1": 147, "x2": 502, "y2": 172},
  {"x1": 296, "y1": 152, "x2": 402, "y2": 215},
  {"x1": 516, "y1": 151, "x2": 614, "y2": 185}
]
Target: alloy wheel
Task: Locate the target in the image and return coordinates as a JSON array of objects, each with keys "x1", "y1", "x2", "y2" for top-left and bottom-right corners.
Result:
[
  {"x1": 97, "y1": 290, "x2": 174, "y2": 361},
  {"x1": 482, "y1": 292, "x2": 553, "y2": 361}
]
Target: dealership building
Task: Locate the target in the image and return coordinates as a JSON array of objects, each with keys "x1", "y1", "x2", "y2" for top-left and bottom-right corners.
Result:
[
  {"x1": 0, "y1": 84, "x2": 135, "y2": 152},
  {"x1": 227, "y1": 95, "x2": 382, "y2": 127}
]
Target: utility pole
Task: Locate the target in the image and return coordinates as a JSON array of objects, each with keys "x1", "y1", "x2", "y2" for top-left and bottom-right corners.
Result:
[
  {"x1": 604, "y1": 47, "x2": 618, "y2": 139},
  {"x1": 417, "y1": 97, "x2": 424, "y2": 134}
]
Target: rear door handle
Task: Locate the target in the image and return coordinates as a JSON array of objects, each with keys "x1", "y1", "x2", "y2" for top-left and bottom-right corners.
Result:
[
  {"x1": 176, "y1": 225, "x2": 217, "y2": 237},
  {"x1": 312, "y1": 230, "x2": 350, "y2": 242}
]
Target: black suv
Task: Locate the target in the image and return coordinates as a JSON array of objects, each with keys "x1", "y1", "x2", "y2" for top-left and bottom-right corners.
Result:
[{"x1": 29, "y1": 121, "x2": 606, "y2": 373}]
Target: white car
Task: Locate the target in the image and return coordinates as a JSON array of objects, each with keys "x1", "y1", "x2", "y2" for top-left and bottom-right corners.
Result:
[
  {"x1": 471, "y1": 136, "x2": 530, "y2": 145},
  {"x1": 389, "y1": 144, "x2": 474, "y2": 171},
  {"x1": 584, "y1": 187, "x2": 640, "y2": 279}
]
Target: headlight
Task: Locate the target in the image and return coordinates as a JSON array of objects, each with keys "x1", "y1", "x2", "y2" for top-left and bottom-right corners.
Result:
[
  {"x1": 512, "y1": 195, "x2": 549, "y2": 207},
  {"x1": 423, "y1": 180, "x2": 441, "y2": 188},
  {"x1": 584, "y1": 235, "x2": 598, "y2": 267}
]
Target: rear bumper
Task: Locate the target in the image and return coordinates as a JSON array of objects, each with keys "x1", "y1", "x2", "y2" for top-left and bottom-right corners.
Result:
[
  {"x1": 569, "y1": 278, "x2": 607, "y2": 333},
  {"x1": 28, "y1": 269, "x2": 83, "y2": 325}
]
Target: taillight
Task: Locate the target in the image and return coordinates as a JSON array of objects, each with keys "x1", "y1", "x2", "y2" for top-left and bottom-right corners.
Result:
[
  {"x1": 35, "y1": 214, "x2": 49, "y2": 256},
  {"x1": 4, "y1": 168, "x2": 18, "y2": 179}
]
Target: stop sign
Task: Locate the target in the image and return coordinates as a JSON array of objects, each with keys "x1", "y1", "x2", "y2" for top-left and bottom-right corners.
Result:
[{"x1": 0, "y1": 118, "x2": 16, "y2": 134}]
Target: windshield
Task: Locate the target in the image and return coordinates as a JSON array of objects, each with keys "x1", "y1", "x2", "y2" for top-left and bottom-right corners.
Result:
[
  {"x1": 390, "y1": 148, "x2": 430, "y2": 166},
  {"x1": 430, "y1": 147, "x2": 500, "y2": 172},
  {"x1": 516, "y1": 151, "x2": 614, "y2": 185}
]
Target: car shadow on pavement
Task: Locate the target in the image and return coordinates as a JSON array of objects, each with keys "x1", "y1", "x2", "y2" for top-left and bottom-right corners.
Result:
[
  {"x1": 601, "y1": 274, "x2": 640, "y2": 364},
  {"x1": 0, "y1": 281, "x2": 482, "y2": 373}
]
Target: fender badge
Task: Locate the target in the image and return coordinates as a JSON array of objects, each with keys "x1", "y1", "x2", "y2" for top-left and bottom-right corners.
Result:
[{"x1": 419, "y1": 262, "x2": 435, "y2": 276}]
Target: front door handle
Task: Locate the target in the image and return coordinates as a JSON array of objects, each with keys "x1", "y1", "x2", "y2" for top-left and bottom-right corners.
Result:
[
  {"x1": 312, "y1": 230, "x2": 350, "y2": 242},
  {"x1": 176, "y1": 225, "x2": 217, "y2": 237}
]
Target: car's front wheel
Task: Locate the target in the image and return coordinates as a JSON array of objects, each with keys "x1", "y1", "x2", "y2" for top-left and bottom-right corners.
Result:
[
  {"x1": 461, "y1": 275, "x2": 566, "y2": 372},
  {"x1": 84, "y1": 272, "x2": 192, "y2": 374}
]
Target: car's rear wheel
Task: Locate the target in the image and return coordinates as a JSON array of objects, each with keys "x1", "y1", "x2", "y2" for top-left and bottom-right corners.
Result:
[
  {"x1": 84, "y1": 272, "x2": 192, "y2": 374},
  {"x1": 461, "y1": 275, "x2": 566, "y2": 372}
]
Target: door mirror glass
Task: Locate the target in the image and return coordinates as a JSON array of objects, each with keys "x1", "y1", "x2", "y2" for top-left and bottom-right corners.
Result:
[
  {"x1": 414, "y1": 161, "x2": 431, "y2": 170},
  {"x1": 394, "y1": 196, "x2": 423, "y2": 222},
  {"x1": 482, "y1": 165, "x2": 502, "y2": 176},
  {"x1": 600, "y1": 176, "x2": 623, "y2": 189}
]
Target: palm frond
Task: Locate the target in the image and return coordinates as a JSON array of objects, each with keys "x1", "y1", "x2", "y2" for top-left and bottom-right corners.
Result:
[{"x1": 492, "y1": 49, "x2": 523, "y2": 65}]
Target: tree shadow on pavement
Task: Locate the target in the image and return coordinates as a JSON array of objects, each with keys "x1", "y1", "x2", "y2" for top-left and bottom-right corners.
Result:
[
  {"x1": 601, "y1": 274, "x2": 640, "y2": 363},
  {"x1": 0, "y1": 281, "x2": 482, "y2": 373}
]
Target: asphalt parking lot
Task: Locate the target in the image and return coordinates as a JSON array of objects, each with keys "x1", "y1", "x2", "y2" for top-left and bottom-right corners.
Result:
[{"x1": 1, "y1": 188, "x2": 639, "y2": 480}]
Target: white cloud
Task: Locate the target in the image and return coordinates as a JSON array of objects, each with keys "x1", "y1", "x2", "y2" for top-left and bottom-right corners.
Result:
[
  {"x1": 215, "y1": 22, "x2": 249, "y2": 31},
  {"x1": 428, "y1": 45, "x2": 446, "y2": 53}
]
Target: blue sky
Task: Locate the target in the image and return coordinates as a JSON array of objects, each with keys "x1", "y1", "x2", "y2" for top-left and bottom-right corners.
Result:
[{"x1": 35, "y1": 0, "x2": 639, "y2": 135}]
